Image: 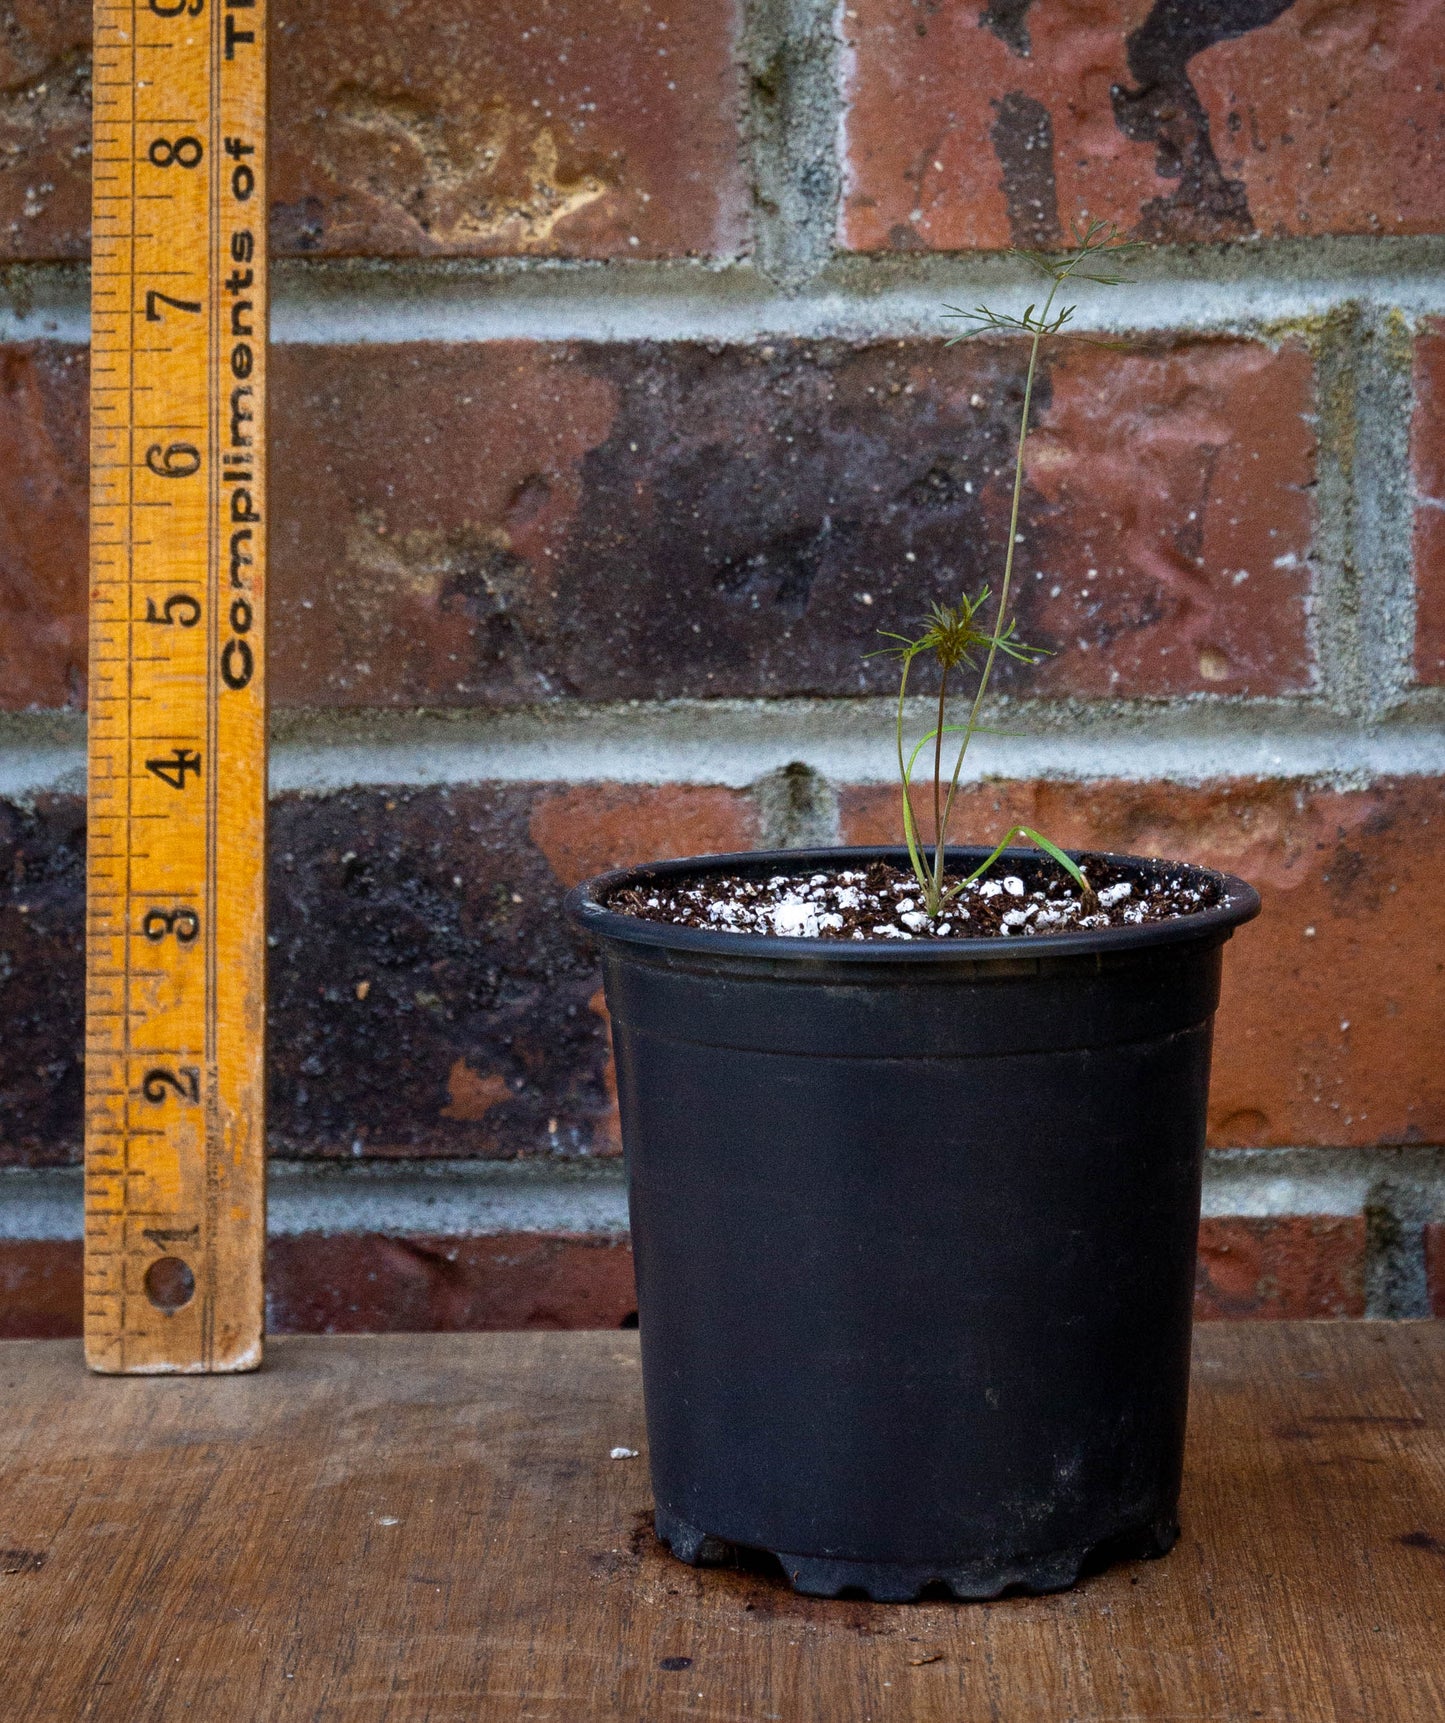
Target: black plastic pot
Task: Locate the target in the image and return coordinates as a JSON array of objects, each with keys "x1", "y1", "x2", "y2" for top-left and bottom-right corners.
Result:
[{"x1": 567, "y1": 846, "x2": 1260, "y2": 1601}]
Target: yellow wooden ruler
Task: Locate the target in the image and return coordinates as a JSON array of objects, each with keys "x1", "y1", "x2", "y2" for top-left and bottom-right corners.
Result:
[{"x1": 86, "y1": 0, "x2": 267, "y2": 1372}]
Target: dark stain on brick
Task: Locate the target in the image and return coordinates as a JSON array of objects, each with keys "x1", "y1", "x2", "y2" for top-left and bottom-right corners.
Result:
[
  {"x1": 268, "y1": 787, "x2": 610, "y2": 1157},
  {"x1": 554, "y1": 339, "x2": 1040, "y2": 701},
  {"x1": 0, "y1": 798, "x2": 85, "y2": 1165},
  {"x1": 979, "y1": 0, "x2": 1036, "y2": 59},
  {"x1": 1110, "y1": 0, "x2": 1297, "y2": 242},
  {"x1": 989, "y1": 91, "x2": 1060, "y2": 248}
]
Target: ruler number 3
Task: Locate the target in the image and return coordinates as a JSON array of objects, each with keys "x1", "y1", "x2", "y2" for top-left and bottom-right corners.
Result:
[
  {"x1": 142, "y1": 1067, "x2": 201, "y2": 1106},
  {"x1": 142, "y1": 907, "x2": 200, "y2": 944}
]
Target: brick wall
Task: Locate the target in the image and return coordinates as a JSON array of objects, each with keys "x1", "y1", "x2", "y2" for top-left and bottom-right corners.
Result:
[{"x1": 1, "y1": 0, "x2": 1444, "y2": 1335}]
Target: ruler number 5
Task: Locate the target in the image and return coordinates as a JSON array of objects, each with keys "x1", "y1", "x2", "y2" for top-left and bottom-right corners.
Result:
[
  {"x1": 142, "y1": 1066, "x2": 201, "y2": 1106},
  {"x1": 145, "y1": 593, "x2": 201, "y2": 627},
  {"x1": 149, "y1": 0, "x2": 204, "y2": 13}
]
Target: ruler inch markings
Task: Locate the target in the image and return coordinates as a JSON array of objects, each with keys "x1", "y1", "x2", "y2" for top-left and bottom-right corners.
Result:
[{"x1": 86, "y1": 0, "x2": 267, "y2": 1375}]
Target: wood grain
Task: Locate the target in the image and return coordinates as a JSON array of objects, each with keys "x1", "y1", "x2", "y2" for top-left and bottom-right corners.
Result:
[{"x1": 1, "y1": 1324, "x2": 1442, "y2": 1720}]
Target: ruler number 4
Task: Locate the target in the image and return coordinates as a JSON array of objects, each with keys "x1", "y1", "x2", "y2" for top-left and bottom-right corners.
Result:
[{"x1": 145, "y1": 748, "x2": 201, "y2": 790}]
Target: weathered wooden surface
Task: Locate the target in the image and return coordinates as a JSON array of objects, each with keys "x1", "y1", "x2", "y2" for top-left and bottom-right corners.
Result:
[{"x1": 1, "y1": 1324, "x2": 1442, "y2": 1720}]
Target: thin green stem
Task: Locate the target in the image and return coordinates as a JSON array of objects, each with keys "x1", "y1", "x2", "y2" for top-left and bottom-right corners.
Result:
[
  {"x1": 932, "y1": 279, "x2": 1056, "y2": 876},
  {"x1": 932, "y1": 663, "x2": 948, "y2": 856},
  {"x1": 895, "y1": 650, "x2": 928, "y2": 893}
]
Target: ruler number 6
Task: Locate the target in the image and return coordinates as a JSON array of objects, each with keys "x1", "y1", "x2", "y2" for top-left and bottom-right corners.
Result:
[
  {"x1": 142, "y1": 907, "x2": 200, "y2": 944},
  {"x1": 146, "y1": 442, "x2": 201, "y2": 479},
  {"x1": 147, "y1": 135, "x2": 203, "y2": 170},
  {"x1": 142, "y1": 1066, "x2": 200, "y2": 1105}
]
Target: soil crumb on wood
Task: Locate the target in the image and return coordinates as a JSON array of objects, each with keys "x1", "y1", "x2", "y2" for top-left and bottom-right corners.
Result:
[{"x1": 606, "y1": 856, "x2": 1221, "y2": 941}]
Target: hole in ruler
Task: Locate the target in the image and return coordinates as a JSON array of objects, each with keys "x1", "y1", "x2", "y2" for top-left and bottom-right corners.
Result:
[{"x1": 144, "y1": 1256, "x2": 196, "y2": 1312}]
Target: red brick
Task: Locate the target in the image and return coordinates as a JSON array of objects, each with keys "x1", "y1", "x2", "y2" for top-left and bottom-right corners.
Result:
[
  {"x1": 0, "y1": 1221, "x2": 1380, "y2": 1338},
  {"x1": 842, "y1": 0, "x2": 1445, "y2": 251},
  {"x1": 1194, "y1": 1216, "x2": 1365, "y2": 1320},
  {"x1": 0, "y1": 345, "x2": 87, "y2": 709},
  {"x1": 273, "y1": 0, "x2": 746, "y2": 260},
  {"x1": 842, "y1": 777, "x2": 1445, "y2": 1149},
  {"x1": 262, "y1": 336, "x2": 1309, "y2": 709},
  {"x1": 1428, "y1": 1222, "x2": 1445, "y2": 1317},
  {"x1": 1412, "y1": 324, "x2": 1445, "y2": 684},
  {"x1": 265, "y1": 1233, "x2": 637, "y2": 1333},
  {"x1": 0, "y1": 0, "x2": 745, "y2": 262},
  {"x1": 529, "y1": 784, "x2": 758, "y2": 889},
  {"x1": 0, "y1": 1220, "x2": 1381, "y2": 1337},
  {"x1": 0, "y1": 1233, "x2": 638, "y2": 1338},
  {"x1": 0, "y1": 1239, "x2": 82, "y2": 1339}
]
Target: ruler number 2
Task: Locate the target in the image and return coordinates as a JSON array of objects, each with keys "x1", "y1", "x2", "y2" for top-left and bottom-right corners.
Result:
[{"x1": 142, "y1": 1067, "x2": 201, "y2": 1105}]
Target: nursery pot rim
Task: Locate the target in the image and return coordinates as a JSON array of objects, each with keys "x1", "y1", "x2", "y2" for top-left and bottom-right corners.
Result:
[{"x1": 566, "y1": 844, "x2": 1260, "y2": 965}]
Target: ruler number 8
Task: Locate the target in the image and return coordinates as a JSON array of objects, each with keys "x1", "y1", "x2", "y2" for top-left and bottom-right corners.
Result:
[
  {"x1": 147, "y1": 135, "x2": 203, "y2": 170},
  {"x1": 142, "y1": 1066, "x2": 201, "y2": 1106},
  {"x1": 142, "y1": 907, "x2": 200, "y2": 944}
]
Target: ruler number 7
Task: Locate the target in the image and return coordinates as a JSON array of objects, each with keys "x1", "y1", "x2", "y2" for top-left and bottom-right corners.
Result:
[
  {"x1": 142, "y1": 1066, "x2": 201, "y2": 1105},
  {"x1": 147, "y1": 290, "x2": 202, "y2": 322}
]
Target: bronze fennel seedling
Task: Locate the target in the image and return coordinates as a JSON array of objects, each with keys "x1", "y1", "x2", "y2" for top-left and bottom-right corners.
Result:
[{"x1": 880, "y1": 218, "x2": 1137, "y2": 918}]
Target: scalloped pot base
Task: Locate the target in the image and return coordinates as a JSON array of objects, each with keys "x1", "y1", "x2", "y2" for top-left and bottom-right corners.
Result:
[{"x1": 655, "y1": 1508, "x2": 1181, "y2": 1603}]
